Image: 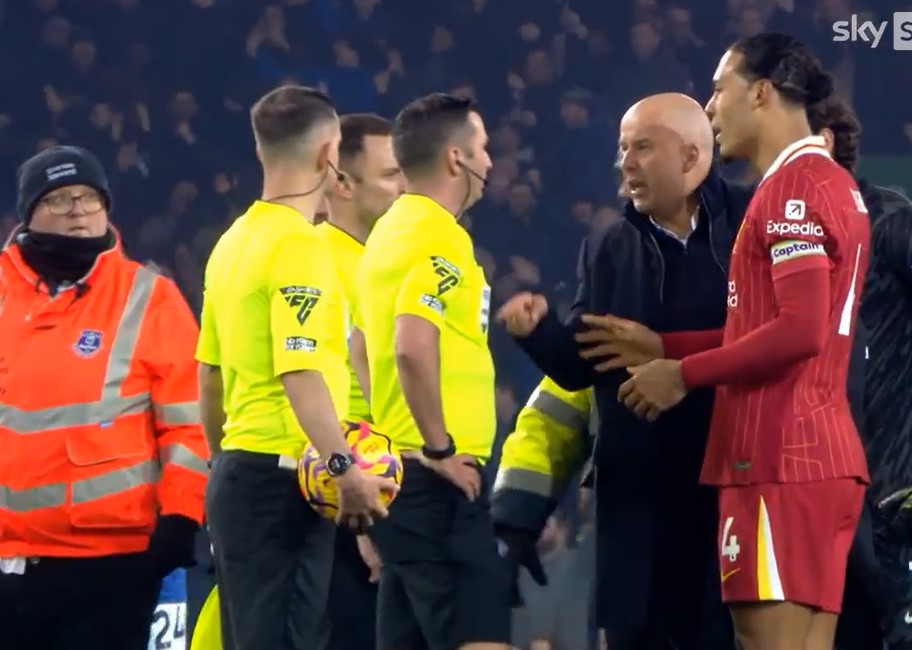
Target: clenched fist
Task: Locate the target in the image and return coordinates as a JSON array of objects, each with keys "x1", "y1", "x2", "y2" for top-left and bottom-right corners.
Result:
[{"x1": 495, "y1": 292, "x2": 549, "y2": 337}]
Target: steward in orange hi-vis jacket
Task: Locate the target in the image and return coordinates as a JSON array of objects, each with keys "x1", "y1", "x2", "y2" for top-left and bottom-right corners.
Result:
[{"x1": 0, "y1": 146, "x2": 209, "y2": 650}]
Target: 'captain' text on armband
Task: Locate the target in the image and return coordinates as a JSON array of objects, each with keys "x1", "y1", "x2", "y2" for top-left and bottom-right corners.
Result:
[{"x1": 770, "y1": 240, "x2": 826, "y2": 265}]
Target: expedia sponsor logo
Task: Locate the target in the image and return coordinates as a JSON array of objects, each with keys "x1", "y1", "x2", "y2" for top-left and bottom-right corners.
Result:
[
  {"x1": 766, "y1": 221, "x2": 824, "y2": 237},
  {"x1": 770, "y1": 240, "x2": 825, "y2": 265},
  {"x1": 727, "y1": 280, "x2": 738, "y2": 308}
]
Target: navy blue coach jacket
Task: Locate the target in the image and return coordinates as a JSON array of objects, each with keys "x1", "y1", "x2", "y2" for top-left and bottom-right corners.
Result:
[{"x1": 513, "y1": 166, "x2": 752, "y2": 633}]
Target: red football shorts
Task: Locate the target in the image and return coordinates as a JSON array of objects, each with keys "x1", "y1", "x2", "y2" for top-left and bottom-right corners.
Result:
[{"x1": 717, "y1": 479, "x2": 864, "y2": 613}]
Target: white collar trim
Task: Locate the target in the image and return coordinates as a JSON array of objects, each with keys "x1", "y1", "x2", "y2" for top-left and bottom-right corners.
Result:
[{"x1": 761, "y1": 135, "x2": 831, "y2": 182}]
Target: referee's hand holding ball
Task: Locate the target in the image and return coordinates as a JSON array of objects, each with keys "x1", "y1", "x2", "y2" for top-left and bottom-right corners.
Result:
[{"x1": 334, "y1": 466, "x2": 399, "y2": 530}]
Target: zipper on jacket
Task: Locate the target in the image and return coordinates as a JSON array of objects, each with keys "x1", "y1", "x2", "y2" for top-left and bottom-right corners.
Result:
[
  {"x1": 644, "y1": 231, "x2": 665, "y2": 305},
  {"x1": 702, "y1": 197, "x2": 728, "y2": 278}
]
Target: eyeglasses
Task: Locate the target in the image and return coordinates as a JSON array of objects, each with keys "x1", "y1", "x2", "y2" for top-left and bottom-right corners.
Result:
[{"x1": 41, "y1": 193, "x2": 105, "y2": 216}]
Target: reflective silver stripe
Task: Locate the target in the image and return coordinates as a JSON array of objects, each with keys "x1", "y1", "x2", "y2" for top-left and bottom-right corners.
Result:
[
  {"x1": 530, "y1": 390, "x2": 588, "y2": 433},
  {"x1": 0, "y1": 267, "x2": 157, "y2": 433},
  {"x1": 71, "y1": 459, "x2": 159, "y2": 505},
  {"x1": 101, "y1": 266, "x2": 157, "y2": 399},
  {"x1": 494, "y1": 467, "x2": 554, "y2": 498},
  {"x1": 0, "y1": 460, "x2": 163, "y2": 512},
  {"x1": 154, "y1": 402, "x2": 202, "y2": 426},
  {"x1": 589, "y1": 402, "x2": 599, "y2": 438},
  {"x1": 0, "y1": 483, "x2": 67, "y2": 512},
  {"x1": 160, "y1": 443, "x2": 209, "y2": 474},
  {"x1": 0, "y1": 394, "x2": 150, "y2": 434}
]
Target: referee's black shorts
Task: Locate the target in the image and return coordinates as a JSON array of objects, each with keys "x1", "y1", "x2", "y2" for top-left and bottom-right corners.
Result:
[
  {"x1": 328, "y1": 527, "x2": 378, "y2": 650},
  {"x1": 206, "y1": 450, "x2": 335, "y2": 650},
  {"x1": 369, "y1": 458, "x2": 512, "y2": 650}
]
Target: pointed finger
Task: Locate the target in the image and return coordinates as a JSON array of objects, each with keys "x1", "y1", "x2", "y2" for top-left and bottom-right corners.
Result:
[
  {"x1": 632, "y1": 397, "x2": 654, "y2": 419},
  {"x1": 594, "y1": 356, "x2": 630, "y2": 372},
  {"x1": 623, "y1": 390, "x2": 645, "y2": 411},
  {"x1": 579, "y1": 343, "x2": 618, "y2": 359},
  {"x1": 575, "y1": 329, "x2": 612, "y2": 344},
  {"x1": 618, "y1": 377, "x2": 636, "y2": 401}
]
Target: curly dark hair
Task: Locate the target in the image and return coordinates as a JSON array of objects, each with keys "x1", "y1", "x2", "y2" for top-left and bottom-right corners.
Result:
[{"x1": 807, "y1": 97, "x2": 862, "y2": 173}]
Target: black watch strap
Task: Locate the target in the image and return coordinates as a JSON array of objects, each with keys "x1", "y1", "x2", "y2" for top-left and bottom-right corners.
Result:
[
  {"x1": 326, "y1": 452, "x2": 356, "y2": 477},
  {"x1": 422, "y1": 435, "x2": 456, "y2": 460}
]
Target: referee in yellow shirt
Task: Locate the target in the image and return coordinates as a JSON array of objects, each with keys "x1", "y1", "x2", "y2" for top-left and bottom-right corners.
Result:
[
  {"x1": 196, "y1": 86, "x2": 396, "y2": 650},
  {"x1": 357, "y1": 93, "x2": 512, "y2": 650},
  {"x1": 317, "y1": 113, "x2": 404, "y2": 650}
]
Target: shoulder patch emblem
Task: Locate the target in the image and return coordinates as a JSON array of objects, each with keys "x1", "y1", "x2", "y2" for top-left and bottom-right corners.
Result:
[{"x1": 280, "y1": 286, "x2": 322, "y2": 325}]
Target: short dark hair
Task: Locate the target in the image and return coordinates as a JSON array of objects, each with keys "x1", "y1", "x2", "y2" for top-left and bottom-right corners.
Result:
[
  {"x1": 392, "y1": 93, "x2": 477, "y2": 176},
  {"x1": 807, "y1": 97, "x2": 862, "y2": 173},
  {"x1": 339, "y1": 113, "x2": 393, "y2": 162},
  {"x1": 250, "y1": 85, "x2": 336, "y2": 158},
  {"x1": 730, "y1": 33, "x2": 834, "y2": 108}
]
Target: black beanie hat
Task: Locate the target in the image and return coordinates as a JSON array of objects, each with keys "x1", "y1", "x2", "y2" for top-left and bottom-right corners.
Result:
[{"x1": 16, "y1": 146, "x2": 113, "y2": 223}]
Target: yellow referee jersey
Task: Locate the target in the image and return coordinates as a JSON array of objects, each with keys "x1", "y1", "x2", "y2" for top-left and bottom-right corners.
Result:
[
  {"x1": 316, "y1": 222, "x2": 370, "y2": 421},
  {"x1": 196, "y1": 201, "x2": 349, "y2": 457},
  {"x1": 356, "y1": 194, "x2": 495, "y2": 461}
]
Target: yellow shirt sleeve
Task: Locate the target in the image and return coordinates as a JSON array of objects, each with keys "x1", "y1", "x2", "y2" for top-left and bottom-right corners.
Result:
[
  {"x1": 394, "y1": 243, "x2": 463, "y2": 330},
  {"x1": 195, "y1": 287, "x2": 220, "y2": 366},
  {"x1": 269, "y1": 232, "x2": 344, "y2": 377}
]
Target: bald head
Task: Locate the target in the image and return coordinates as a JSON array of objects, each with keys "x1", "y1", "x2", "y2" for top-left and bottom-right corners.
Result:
[
  {"x1": 618, "y1": 93, "x2": 714, "y2": 217},
  {"x1": 624, "y1": 93, "x2": 715, "y2": 159}
]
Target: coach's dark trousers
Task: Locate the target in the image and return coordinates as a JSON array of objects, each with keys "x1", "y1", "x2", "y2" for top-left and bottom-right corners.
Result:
[
  {"x1": 0, "y1": 552, "x2": 162, "y2": 649},
  {"x1": 207, "y1": 450, "x2": 335, "y2": 650}
]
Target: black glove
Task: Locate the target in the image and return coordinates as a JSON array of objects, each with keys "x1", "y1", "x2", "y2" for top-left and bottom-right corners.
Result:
[
  {"x1": 495, "y1": 525, "x2": 547, "y2": 608},
  {"x1": 147, "y1": 514, "x2": 199, "y2": 579}
]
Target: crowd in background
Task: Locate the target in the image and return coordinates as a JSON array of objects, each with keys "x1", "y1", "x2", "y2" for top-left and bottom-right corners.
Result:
[{"x1": 1, "y1": 0, "x2": 907, "y2": 647}]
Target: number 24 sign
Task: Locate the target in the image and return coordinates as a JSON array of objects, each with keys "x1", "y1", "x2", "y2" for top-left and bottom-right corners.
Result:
[{"x1": 148, "y1": 603, "x2": 187, "y2": 650}]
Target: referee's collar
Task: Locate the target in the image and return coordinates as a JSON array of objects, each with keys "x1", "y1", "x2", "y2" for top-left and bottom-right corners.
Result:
[
  {"x1": 395, "y1": 193, "x2": 457, "y2": 222},
  {"x1": 249, "y1": 199, "x2": 316, "y2": 225}
]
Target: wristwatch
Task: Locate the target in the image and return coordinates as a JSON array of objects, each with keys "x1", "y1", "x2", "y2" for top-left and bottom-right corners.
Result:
[
  {"x1": 325, "y1": 453, "x2": 356, "y2": 477},
  {"x1": 422, "y1": 435, "x2": 456, "y2": 460}
]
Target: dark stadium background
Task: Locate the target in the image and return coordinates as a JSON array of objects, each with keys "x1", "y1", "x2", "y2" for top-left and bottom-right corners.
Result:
[{"x1": 1, "y1": 0, "x2": 907, "y2": 647}]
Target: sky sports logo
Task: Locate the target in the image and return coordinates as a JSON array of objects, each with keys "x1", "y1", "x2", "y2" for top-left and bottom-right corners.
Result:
[{"x1": 832, "y1": 13, "x2": 912, "y2": 49}]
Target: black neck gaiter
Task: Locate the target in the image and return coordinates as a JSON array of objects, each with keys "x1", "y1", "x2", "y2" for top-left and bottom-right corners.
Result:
[{"x1": 18, "y1": 229, "x2": 115, "y2": 286}]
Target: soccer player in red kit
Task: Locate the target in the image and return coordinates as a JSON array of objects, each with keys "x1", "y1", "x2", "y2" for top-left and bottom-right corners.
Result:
[{"x1": 617, "y1": 33, "x2": 871, "y2": 649}]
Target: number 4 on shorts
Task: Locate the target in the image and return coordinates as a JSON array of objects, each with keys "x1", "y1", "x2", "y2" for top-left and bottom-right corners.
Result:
[{"x1": 721, "y1": 516, "x2": 740, "y2": 562}]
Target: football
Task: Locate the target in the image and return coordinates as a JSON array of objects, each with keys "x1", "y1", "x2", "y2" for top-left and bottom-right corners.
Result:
[{"x1": 299, "y1": 419, "x2": 404, "y2": 518}]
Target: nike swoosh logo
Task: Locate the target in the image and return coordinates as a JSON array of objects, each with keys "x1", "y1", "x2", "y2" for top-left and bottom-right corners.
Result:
[
  {"x1": 721, "y1": 568, "x2": 741, "y2": 583},
  {"x1": 904, "y1": 611, "x2": 912, "y2": 625}
]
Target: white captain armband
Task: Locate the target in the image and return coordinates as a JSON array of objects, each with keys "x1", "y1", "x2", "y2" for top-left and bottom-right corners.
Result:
[{"x1": 769, "y1": 239, "x2": 826, "y2": 265}]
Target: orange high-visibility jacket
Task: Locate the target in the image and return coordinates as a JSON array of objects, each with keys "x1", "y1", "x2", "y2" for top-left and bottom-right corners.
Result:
[{"x1": 0, "y1": 233, "x2": 209, "y2": 558}]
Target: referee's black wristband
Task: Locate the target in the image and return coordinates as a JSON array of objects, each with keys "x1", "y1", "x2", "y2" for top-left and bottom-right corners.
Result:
[{"x1": 422, "y1": 435, "x2": 456, "y2": 460}]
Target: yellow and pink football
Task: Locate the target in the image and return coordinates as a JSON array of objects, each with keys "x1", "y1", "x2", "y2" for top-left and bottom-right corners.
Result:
[{"x1": 298, "y1": 419, "x2": 404, "y2": 518}]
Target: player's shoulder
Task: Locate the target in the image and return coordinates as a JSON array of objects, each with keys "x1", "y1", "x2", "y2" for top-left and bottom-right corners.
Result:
[
  {"x1": 768, "y1": 152, "x2": 847, "y2": 189},
  {"x1": 761, "y1": 154, "x2": 859, "y2": 213}
]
